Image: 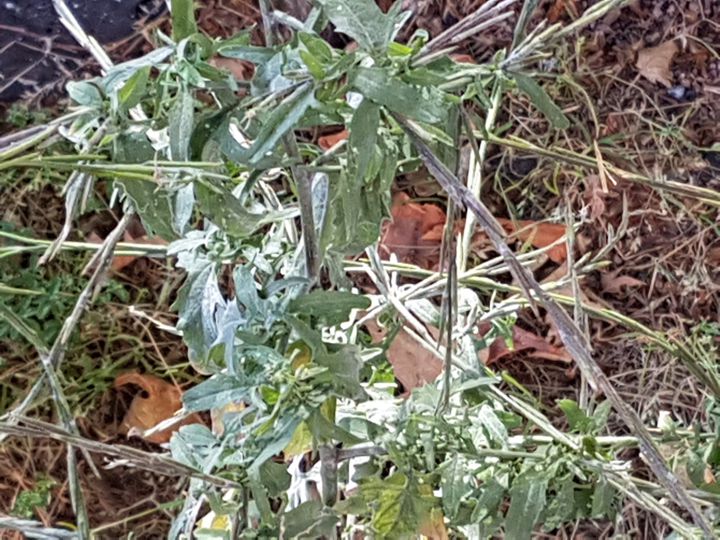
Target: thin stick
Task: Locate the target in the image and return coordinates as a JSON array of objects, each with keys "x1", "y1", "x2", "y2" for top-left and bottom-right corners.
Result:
[
  {"x1": 0, "y1": 418, "x2": 243, "y2": 489},
  {"x1": 395, "y1": 113, "x2": 715, "y2": 538}
]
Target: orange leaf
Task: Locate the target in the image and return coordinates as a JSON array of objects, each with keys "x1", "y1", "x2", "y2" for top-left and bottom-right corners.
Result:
[
  {"x1": 114, "y1": 371, "x2": 202, "y2": 444},
  {"x1": 479, "y1": 324, "x2": 572, "y2": 365},
  {"x1": 318, "y1": 129, "x2": 349, "y2": 150},
  {"x1": 497, "y1": 218, "x2": 567, "y2": 263}
]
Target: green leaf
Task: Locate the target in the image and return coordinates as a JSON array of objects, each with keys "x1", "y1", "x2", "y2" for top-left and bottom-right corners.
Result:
[
  {"x1": 118, "y1": 66, "x2": 150, "y2": 110},
  {"x1": 195, "y1": 181, "x2": 297, "y2": 238},
  {"x1": 169, "y1": 89, "x2": 195, "y2": 161},
  {"x1": 174, "y1": 254, "x2": 225, "y2": 366},
  {"x1": 590, "y1": 478, "x2": 615, "y2": 518},
  {"x1": 102, "y1": 47, "x2": 173, "y2": 92},
  {"x1": 314, "y1": 347, "x2": 368, "y2": 401},
  {"x1": 476, "y1": 404, "x2": 508, "y2": 448},
  {"x1": 118, "y1": 181, "x2": 177, "y2": 239},
  {"x1": 67, "y1": 81, "x2": 103, "y2": 108},
  {"x1": 505, "y1": 471, "x2": 547, "y2": 540},
  {"x1": 171, "y1": 0, "x2": 197, "y2": 42},
  {"x1": 352, "y1": 67, "x2": 450, "y2": 124},
  {"x1": 349, "y1": 98, "x2": 380, "y2": 183},
  {"x1": 240, "y1": 85, "x2": 316, "y2": 165},
  {"x1": 315, "y1": 0, "x2": 401, "y2": 51},
  {"x1": 544, "y1": 475, "x2": 577, "y2": 529},
  {"x1": 511, "y1": 72, "x2": 569, "y2": 130},
  {"x1": 558, "y1": 399, "x2": 592, "y2": 432},
  {"x1": 183, "y1": 374, "x2": 250, "y2": 411},
  {"x1": 260, "y1": 460, "x2": 291, "y2": 497},
  {"x1": 281, "y1": 501, "x2": 339, "y2": 539},
  {"x1": 288, "y1": 290, "x2": 370, "y2": 326},
  {"x1": 358, "y1": 473, "x2": 437, "y2": 538},
  {"x1": 441, "y1": 454, "x2": 474, "y2": 519}
]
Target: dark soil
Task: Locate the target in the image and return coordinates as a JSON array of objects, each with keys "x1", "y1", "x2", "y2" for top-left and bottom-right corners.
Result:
[{"x1": 0, "y1": 0, "x2": 165, "y2": 101}]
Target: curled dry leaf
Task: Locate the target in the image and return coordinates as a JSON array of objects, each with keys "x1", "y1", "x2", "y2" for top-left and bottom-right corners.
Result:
[
  {"x1": 477, "y1": 323, "x2": 572, "y2": 365},
  {"x1": 600, "y1": 269, "x2": 645, "y2": 295},
  {"x1": 114, "y1": 371, "x2": 202, "y2": 444},
  {"x1": 381, "y1": 193, "x2": 568, "y2": 268},
  {"x1": 636, "y1": 39, "x2": 678, "y2": 87},
  {"x1": 318, "y1": 129, "x2": 349, "y2": 150},
  {"x1": 380, "y1": 192, "x2": 447, "y2": 269},
  {"x1": 497, "y1": 218, "x2": 567, "y2": 264}
]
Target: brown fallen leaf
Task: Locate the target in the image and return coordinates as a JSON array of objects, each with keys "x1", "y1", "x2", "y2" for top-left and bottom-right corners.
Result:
[
  {"x1": 114, "y1": 371, "x2": 202, "y2": 444},
  {"x1": 600, "y1": 269, "x2": 645, "y2": 295},
  {"x1": 366, "y1": 320, "x2": 442, "y2": 392},
  {"x1": 636, "y1": 39, "x2": 678, "y2": 87},
  {"x1": 380, "y1": 193, "x2": 447, "y2": 269},
  {"x1": 318, "y1": 129, "x2": 349, "y2": 150},
  {"x1": 497, "y1": 218, "x2": 567, "y2": 264},
  {"x1": 209, "y1": 56, "x2": 254, "y2": 80},
  {"x1": 477, "y1": 323, "x2": 572, "y2": 365},
  {"x1": 450, "y1": 53, "x2": 476, "y2": 64},
  {"x1": 547, "y1": 0, "x2": 577, "y2": 22}
]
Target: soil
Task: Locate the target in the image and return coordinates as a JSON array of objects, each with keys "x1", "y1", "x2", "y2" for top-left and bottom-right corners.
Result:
[
  {"x1": 0, "y1": 0, "x2": 165, "y2": 101},
  {"x1": 1, "y1": 0, "x2": 719, "y2": 537}
]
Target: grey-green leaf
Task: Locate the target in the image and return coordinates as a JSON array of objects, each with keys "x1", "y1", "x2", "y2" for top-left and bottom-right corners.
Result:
[
  {"x1": 352, "y1": 67, "x2": 450, "y2": 124},
  {"x1": 289, "y1": 290, "x2": 370, "y2": 326},
  {"x1": 511, "y1": 72, "x2": 569, "y2": 130},
  {"x1": 350, "y1": 98, "x2": 380, "y2": 182},
  {"x1": 315, "y1": 0, "x2": 400, "y2": 51},
  {"x1": 281, "y1": 501, "x2": 339, "y2": 539},
  {"x1": 195, "y1": 182, "x2": 297, "y2": 238},
  {"x1": 505, "y1": 471, "x2": 547, "y2": 540},
  {"x1": 169, "y1": 90, "x2": 195, "y2": 161},
  {"x1": 243, "y1": 84, "x2": 316, "y2": 164}
]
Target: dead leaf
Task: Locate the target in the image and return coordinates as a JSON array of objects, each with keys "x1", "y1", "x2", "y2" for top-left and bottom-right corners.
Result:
[
  {"x1": 450, "y1": 54, "x2": 475, "y2": 64},
  {"x1": 209, "y1": 56, "x2": 253, "y2": 80},
  {"x1": 418, "y1": 508, "x2": 449, "y2": 540},
  {"x1": 114, "y1": 372, "x2": 202, "y2": 444},
  {"x1": 548, "y1": 0, "x2": 577, "y2": 22},
  {"x1": 478, "y1": 323, "x2": 572, "y2": 365},
  {"x1": 636, "y1": 40, "x2": 678, "y2": 87},
  {"x1": 366, "y1": 320, "x2": 442, "y2": 392},
  {"x1": 600, "y1": 269, "x2": 645, "y2": 295},
  {"x1": 380, "y1": 193, "x2": 447, "y2": 269},
  {"x1": 497, "y1": 218, "x2": 567, "y2": 263},
  {"x1": 318, "y1": 129, "x2": 349, "y2": 150}
]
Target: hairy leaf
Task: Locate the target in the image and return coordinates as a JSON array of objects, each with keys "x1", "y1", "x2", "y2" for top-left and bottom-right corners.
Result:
[
  {"x1": 289, "y1": 290, "x2": 370, "y2": 326},
  {"x1": 169, "y1": 89, "x2": 195, "y2": 161},
  {"x1": 505, "y1": 471, "x2": 547, "y2": 540}
]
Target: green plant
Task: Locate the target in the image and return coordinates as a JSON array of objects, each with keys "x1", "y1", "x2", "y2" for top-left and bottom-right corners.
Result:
[
  {"x1": 1, "y1": 0, "x2": 720, "y2": 538},
  {"x1": 11, "y1": 475, "x2": 56, "y2": 519}
]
